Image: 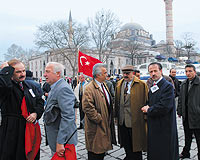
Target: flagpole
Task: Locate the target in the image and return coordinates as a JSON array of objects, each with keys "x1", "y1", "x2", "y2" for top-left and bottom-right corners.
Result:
[{"x1": 77, "y1": 47, "x2": 80, "y2": 84}]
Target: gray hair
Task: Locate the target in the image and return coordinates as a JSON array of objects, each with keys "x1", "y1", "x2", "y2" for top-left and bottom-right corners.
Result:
[
  {"x1": 47, "y1": 62, "x2": 65, "y2": 77},
  {"x1": 93, "y1": 63, "x2": 106, "y2": 78}
]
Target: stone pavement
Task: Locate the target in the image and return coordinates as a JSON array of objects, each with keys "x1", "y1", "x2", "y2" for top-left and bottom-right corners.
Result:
[
  {"x1": 39, "y1": 112, "x2": 199, "y2": 160},
  {"x1": 0, "y1": 109, "x2": 198, "y2": 159}
]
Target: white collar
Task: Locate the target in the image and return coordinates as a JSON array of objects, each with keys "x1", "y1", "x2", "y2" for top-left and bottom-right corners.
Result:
[{"x1": 154, "y1": 76, "x2": 163, "y2": 85}]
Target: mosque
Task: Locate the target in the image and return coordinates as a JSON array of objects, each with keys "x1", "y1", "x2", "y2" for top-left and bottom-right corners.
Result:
[{"x1": 28, "y1": 0, "x2": 199, "y2": 79}]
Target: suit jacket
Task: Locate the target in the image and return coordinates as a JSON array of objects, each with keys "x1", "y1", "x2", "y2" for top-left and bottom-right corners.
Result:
[{"x1": 44, "y1": 79, "x2": 77, "y2": 152}]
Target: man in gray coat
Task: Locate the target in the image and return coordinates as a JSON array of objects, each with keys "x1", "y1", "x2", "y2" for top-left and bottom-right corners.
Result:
[
  {"x1": 177, "y1": 64, "x2": 200, "y2": 159},
  {"x1": 43, "y1": 62, "x2": 77, "y2": 157}
]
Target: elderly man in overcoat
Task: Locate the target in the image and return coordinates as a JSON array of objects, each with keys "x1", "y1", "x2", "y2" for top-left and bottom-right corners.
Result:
[
  {"x1": 115, "y1": 65, "x2": 148, "y2": 160},
  {"x1": 82, "y1": 63, "x2": 116, "y2": 160},
  {"x1": 142, "y1": 62, "x2": 179, "y2": 160}
]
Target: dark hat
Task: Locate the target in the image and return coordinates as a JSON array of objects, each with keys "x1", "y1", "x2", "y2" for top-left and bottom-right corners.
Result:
[
  {"x1": 121, "y1": 65, "x2": 134, "y2": 72},
  {"x1": 26, "y1": 70, "x2": 33, "y2": 77}
]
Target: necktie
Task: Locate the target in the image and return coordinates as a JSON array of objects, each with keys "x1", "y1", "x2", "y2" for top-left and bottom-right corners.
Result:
[
  {"x1": 153, "y1": 81, "x2": 156, "y2": 86},
  {"x1": 19, "y1": 82, "x2": 24, "y2": 90},
  {"x1": 101, "y1": 83, "x2": 109, "y2": 105},
  {"x1": 124, "y1": 82, "x2": 128, "y2": 95}
]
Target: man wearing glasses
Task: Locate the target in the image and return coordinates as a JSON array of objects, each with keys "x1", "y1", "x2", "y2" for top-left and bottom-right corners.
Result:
[{"x1": 115, "y1": 65, "x2": 148, "y2": 160}]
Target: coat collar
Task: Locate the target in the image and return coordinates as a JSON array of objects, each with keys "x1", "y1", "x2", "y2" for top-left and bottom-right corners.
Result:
[{"x1": 182, "y1": 76, "x2": 200, "y2": 85}]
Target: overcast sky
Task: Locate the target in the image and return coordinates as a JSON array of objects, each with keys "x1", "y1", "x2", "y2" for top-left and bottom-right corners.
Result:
[{"x1": 0, "y1": 0, "x2": 200, "y2": 61}]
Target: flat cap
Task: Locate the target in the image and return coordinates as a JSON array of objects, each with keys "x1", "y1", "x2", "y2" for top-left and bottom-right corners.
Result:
[{"x1": 121, "y1": 65, "x2": 134, "y2": 72}]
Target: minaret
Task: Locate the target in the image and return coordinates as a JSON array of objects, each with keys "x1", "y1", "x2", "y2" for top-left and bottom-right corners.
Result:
[
  {"x1": 68, "y1": 10, "x2": 74, "y2": 46},
  {"x1": 164, "y1": 0, "x2": 175, "y2": 54}
]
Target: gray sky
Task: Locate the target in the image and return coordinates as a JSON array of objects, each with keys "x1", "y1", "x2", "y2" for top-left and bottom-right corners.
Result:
[{"x1": 0, "y1": 0, "x2": 200, "y2": 61}]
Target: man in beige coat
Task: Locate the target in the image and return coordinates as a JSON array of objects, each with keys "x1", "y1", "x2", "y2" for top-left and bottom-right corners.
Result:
[
  {"x1": 115, "y1": 65, "x2": 148, "y2": 160},
  {"x1": 82, "y1": 63, "x2": 116, "y2": 160}
]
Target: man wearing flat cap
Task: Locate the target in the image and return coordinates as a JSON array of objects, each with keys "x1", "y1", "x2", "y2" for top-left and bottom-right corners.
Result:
[{"x1": 115, "y1": 65, "x2": 148, "y2": 160}]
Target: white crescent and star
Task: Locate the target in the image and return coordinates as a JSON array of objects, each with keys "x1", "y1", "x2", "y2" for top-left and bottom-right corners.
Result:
[{"x1": 80, "y1": 56, "x2": 90, "y2": 66}]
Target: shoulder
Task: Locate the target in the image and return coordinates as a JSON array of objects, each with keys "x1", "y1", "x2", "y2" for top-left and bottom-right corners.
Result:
[
  {"x1": 116, "y1": 79, "x2": 123, "y2": 88},
  {"x1": 161, "y1": 78, "x2": 173, "y2": 91}
]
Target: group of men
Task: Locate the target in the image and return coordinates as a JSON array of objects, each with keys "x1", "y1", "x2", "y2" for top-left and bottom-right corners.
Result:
[{"x1": 0, "y1": 59, "x2": 200, "y2": 160}]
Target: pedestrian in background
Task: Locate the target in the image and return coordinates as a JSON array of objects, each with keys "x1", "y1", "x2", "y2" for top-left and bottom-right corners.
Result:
[
  {"x1": 43, "y1": 62, "x2": 77, "y2": 157},
  {"x1": 82, "y1": 63, "x2": 116, "y2": 160},
  {"x1": 134, "y1": 69, "x2": 141, "y2": 79},
  {"x1": 115, "y1": 65, "x2": 148, "y2": 160},
  {"x1": 105, "y1": 74, "x2": 115, "y2": 99},
  {"x1": 74, "y1": 74, "x2": 88, "y2": 129},
  {"x1": 177, "y1": 64, "x2": 200, "y2": 159},
  {"x1": 141, "y1": 62, "x2": 178, "y2": 160},
  {"x1": 169, "y1": 68, "x2": 181, "y2": 98}
]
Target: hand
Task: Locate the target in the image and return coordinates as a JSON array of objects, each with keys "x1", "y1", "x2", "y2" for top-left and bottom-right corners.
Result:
[
  {"x1": 56, "y1": 143, "x2": 65, "y2": 157},
  {"x1": 141, "y1": 105, "x2": 150, "y2": 113},
  {"x1": 44, "y1": 93, "x2": 48, "y2": 97},
  {"x1": 0, "y1": 62, "x2": 8, "y2": 69},
  {"x1": 26, "y1": 113, "x2": 37, "y2": 123}
]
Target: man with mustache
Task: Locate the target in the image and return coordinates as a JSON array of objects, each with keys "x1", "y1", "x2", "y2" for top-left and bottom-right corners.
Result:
[
  {"x1": 115, "y1": 65, "x2": 148, "y2": 160},
  {"x1": 141, "y1": 62, "x2": 178, "y2": 160},
  {"x1": 0, "y1": 59, "x2": 44, "y2": 160}
]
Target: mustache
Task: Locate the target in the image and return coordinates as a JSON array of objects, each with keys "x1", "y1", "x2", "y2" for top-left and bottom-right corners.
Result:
[
  {"x1": 19, "y1": 76, "x2": 25, "y2": 79},
  {"x1": 124, "y1": 76, "x2": 128, "y2": 78}
]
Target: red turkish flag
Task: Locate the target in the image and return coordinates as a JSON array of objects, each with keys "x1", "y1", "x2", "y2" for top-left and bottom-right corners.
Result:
[{"x1": 78, "y1": 51, "x2": 102, "y2": 77}]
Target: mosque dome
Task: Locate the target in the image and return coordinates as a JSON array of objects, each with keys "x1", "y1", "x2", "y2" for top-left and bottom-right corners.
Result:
[{"x1": 121, "y1": 22, "x2": 144, "y2": 31}]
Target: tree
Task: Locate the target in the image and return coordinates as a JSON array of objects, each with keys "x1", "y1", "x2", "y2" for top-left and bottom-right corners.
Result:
[
  {"x1": 4, "y1": 44, "x2": 25, "y2": 61},
  {"x1": 88, "y1": 9, "x2": 121, "y2": 61},
  {"x1": 34, "y1": 20, "x2": 89, "y2": 77},
  {"x1": 182, "y1": 32, "x2": 196, "y2": 59},
  {"x1": 174, "y1": 40, "x2": 184, "y2": 58},
  {"x1": 125, "y1": 39, "x2": 142, "y2": 65},
  {"x1": 4, "y1": 44, "x2": 37, "y2": 67}
]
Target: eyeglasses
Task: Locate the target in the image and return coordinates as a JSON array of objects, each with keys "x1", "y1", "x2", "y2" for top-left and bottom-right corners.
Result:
[{"x1": 123, "y1": 72, "x2": 130, "y2": 75}]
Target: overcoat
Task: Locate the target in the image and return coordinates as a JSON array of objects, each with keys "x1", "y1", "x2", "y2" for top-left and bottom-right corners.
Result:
[
  {"x1": 177, "y1": 76, "x2": 200, "y2": 129},
  {"x1": 115, "y1": 77, "x2": 148, "y2": 152},
  {"x1": 147, "y1": 78, "x2": 178, "y2": 160},
  {"x1": 82, "y1": 80, "x2": 117, "y2": 154},
  {"x1": 0, "y1": 66, "x2": 44, "y2": 160}
]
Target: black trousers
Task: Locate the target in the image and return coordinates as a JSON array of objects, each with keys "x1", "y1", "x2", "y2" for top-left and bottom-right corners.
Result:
[
  {"x1": 79, "y1": 102, "x2": 85, "y2": 126},
  {"x1": 182, "y1": 120, "x2": 200, "y2": 159},
  {"x1": 119, "y1": 123, "x2": 142, "y2": 160},
  {"x1": 88, "y1": 151, "x2": 105, "y2": 160}
]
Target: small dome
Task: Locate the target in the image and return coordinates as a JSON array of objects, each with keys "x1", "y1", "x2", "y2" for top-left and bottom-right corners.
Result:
[{"x1": 121, "y1": 23, "x2": 144, "y2": 31}]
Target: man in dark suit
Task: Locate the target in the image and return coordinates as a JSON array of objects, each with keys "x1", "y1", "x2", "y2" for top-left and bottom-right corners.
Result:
[
  {"x1": 141, "y1": 62, "x2": 179, "y2": 160},
  {"x1": 177, "y1": 64, "x2": 200, "y2": 159},
  {"x1": 169, "y1": 68, "x2": 181, "y2": 98},
  {"x1": 43, "y1": 62, "x2": 77, "y2": 157}
]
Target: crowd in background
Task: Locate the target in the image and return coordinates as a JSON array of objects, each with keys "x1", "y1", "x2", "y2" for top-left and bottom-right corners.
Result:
[{"x1": 0, "y1": 60, "x2": 200, "y2": 160}]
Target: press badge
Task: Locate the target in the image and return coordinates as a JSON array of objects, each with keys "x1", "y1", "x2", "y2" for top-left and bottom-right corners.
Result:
[
  {"x1": 29, "y1": 89, "x2": 36, "y2": 97},
  {"x1": 150, "y1": 85, "x2": 159, "y2": 93}
]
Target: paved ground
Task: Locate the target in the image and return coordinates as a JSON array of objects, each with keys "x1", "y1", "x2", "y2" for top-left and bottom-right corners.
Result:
[
  {"x1": 39, "y1": 110, "x2": 199, "y2": 160},
  {"x1": 0, "y1": 109, "x2": 198, "y2": 159}
]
